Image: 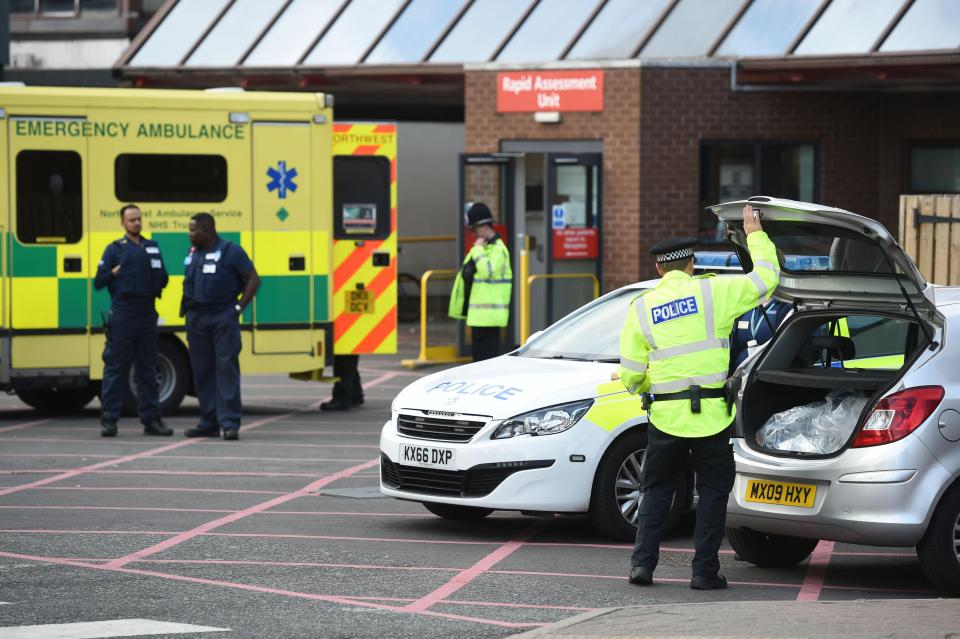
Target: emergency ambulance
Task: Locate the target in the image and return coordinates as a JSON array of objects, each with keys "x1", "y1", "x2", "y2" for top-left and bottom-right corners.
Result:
[
  {"x1": 0, "y1": 85, "x2": 397, "y2": 413},
  {"x1": 380, "y1": 278, "x2": 693, "y2": 541}
]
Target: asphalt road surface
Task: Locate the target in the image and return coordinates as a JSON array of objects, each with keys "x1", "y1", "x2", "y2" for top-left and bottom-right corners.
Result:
[{"x1": 0, "y1": 356, "x2": 941, "y2": 639}]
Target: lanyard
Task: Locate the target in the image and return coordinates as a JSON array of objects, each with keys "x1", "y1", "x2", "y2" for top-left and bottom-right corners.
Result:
[{"x1": 749, "y1": 307, "x2": 766, "y2": 340}]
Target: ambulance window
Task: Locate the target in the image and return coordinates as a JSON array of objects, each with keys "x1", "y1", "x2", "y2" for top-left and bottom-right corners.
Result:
[
  {"x1": 115, "y1": 154, "x2": 227, "y2": 203},
  {"x1": 334, "y1": 156, "x2": 391, "y2": 240},
  {"x1": 16, "y1": 150, "x2": 83, "y2": 245}
]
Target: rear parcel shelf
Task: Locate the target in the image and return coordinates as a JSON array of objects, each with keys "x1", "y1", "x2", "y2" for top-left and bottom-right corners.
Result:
[{"x1": 755, "y1": 368, "x2": 898, "y2": 391}]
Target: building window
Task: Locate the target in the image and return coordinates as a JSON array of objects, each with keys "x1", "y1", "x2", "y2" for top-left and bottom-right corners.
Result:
[
  {"x1": 115, "y1": 154, "x2": 228, "y2": 203},
  {"x1": 16, "y1": 150, "x2": 83, "y2": 244},
  {"x1": 11, "y1": 0, "x2": 118, "y2": 14},
  {"x1": 908, "y1": 144, "x2": 960, "y2": 194},
  {"x1": 699, "y1": 142, "x2": 817, "y2": 242}
]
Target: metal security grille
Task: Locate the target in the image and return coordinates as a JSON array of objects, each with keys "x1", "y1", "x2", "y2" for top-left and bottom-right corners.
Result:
[{"x1": 396, "y1": 413, "x2": 487, "y2": 442}]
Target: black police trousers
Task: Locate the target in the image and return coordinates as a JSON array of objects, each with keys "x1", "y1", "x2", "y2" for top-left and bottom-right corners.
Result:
[
  {"x1": 101, "y1": 307, "x2": 161, "y2": 424},
  {"x1": 631, "y1": 422, "x2": 735, "y2": 577},
  {"x1": 471, "y1": 326, "x2": 500, "y2": 362}
]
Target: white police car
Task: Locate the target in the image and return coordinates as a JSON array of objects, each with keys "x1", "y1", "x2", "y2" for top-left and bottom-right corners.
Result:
[{"x1": 379, "y1": 277, "x2": 692, "y2": 541}]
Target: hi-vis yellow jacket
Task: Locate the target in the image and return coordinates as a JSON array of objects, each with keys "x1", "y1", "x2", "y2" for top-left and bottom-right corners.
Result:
[
  {"x1": 618, "y1": 232, "x2": 780, "y2": 437},
  {"x1": 449, "y1": 237, "x2": 512, "y2": 327}
]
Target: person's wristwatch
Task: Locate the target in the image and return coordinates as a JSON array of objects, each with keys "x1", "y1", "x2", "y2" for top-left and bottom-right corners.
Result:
[{"x1": 235, "y1": 304, "x2": 243, "y2": 315}]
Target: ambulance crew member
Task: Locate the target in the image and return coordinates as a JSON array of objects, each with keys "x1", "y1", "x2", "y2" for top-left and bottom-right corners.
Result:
[
  {"x1": 449, "y1": 202, "x2": 513, "y2": 362},
  {"x1": 180, "y1": 213, "x2": 260, "y2": 441},
  {"x1": 618, "y1": 204, "x2": 778, "y2": 590},
  {"x1": 730, "y1": 249, "x2": 790, "y2": 369},
  {"x1": 94, "y1": 204, "x2": 172, "y2": 438}
]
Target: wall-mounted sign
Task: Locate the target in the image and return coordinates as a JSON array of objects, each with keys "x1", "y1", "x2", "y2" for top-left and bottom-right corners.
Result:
[
  {"x1": 553, "y1": 227, "x2": 599, "y2": 260},
  {"x1": 497, "y1": 70, "x2": 604, "y2": 113},
  {"x1": 551, "y1": 205, "x2": 566, "y2": 230}
]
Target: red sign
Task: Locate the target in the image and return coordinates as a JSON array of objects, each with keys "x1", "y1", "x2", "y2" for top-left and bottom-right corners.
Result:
[
  {"x1": 497, "y1": 70, "x2": 604, "y2": 113},
  {"x1": 553, "y1": 228, "x2": 599, "y2": 260}
]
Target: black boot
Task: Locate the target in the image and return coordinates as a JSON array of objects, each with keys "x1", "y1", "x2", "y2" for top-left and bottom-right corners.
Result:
[
  {"x1": 222, "y1": 429, "x2": 239, "y2": 441},
  {"x1": 690, "y1": 573, "x2": 728, "y2": 590},
  {"x1": 629, "y1": 566, "x2": 653, "y2": 586},
  {"x1": 320, "y1": 397, "x2": 351, "y2": 411},
  {"x1": 100, "y1": 420, "x2": 118, "y2": 437},
  {"x1": 143, "y1": 419, "x2": 173, "y2": 436},
  {"x1": 184, "y1": 424, "x2": 221, "y2": 438}
]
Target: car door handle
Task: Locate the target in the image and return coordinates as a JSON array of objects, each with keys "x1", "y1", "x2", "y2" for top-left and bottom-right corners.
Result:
[{"x1": 63, "y1": 256, "x2": 82, "y2": 273}]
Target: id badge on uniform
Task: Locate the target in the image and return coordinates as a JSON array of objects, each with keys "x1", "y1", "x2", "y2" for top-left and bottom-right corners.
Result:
[
  {"x1": 746, "y1": 339, "x2": 759, "y2": 359},
  {"x1": 203, "y1": 263, "x2": 217, "y2": 274},
  {"x1": 151, "y1": 259, "x2": 162, "y2": 269},
  {"x1": 737, "y1": 320, "x2": 749, "y2": 330}
]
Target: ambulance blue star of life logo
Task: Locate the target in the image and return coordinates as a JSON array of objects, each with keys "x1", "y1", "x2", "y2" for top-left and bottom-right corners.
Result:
[
  {"x1": 651, "y1": 296, "x2": 699, "y2": 325},
  {"x1": 266, "y1": 161, "x2": 298, "y2": 199}
]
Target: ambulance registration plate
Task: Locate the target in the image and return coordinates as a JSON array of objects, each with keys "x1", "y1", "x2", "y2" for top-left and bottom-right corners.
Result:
[
  {"x1": 400, "y1": 443, "x2": 455, "y2": 469},
  {"x1": 345, "y1": 289, "x2": 375, "y2": 314},
  {"x1": 744, "y1": 478, "x2": 816, "y2": 508}
]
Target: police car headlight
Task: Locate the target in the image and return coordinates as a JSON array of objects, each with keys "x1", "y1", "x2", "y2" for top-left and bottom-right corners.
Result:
[{"x1": 491, "y1": 399, "x2": 593, "y2": 440}]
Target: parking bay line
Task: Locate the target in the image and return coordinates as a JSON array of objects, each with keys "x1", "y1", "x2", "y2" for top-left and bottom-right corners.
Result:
[
  {"x1": 0, "y1": 506, "x2": 434, "y2": 518},
  {"x1": 0, "y1": 411, "x2": 295, "y2": 498},
  {"x1": 0, "y1": 551, "x2": 543, "y2": 630},
  {"x1": 797, "y1": 540, "x2": 835, "y2": 601},
  {"x1": 0, "y1": 419, "x2": 51, "y2": 433}
]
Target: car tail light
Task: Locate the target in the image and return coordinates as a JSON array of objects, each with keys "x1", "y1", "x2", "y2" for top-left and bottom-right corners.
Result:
[{"x1": 852, "y1": 386, "x2": 944, "y2": 448}]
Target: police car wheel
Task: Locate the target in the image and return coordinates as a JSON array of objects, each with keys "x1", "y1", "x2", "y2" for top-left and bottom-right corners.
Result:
[
  {"x1": 917, "y1": 483, "x2": 960, "y2": 595},
  {"x1": 122, "y1": 340, "x2": 190, "y2": 416},
  {"x1": 726, "y1": 527, "x2": 818, "y2": 567},
  {"x1": 422, "y1": 502, "x2": 493, "y2": 521},
  {"x1": 16, "y1": 387, "x2": 97, "y2": 413},
  {"x1": 588, "y1": 429, "x2": 687, "y2": 542}
]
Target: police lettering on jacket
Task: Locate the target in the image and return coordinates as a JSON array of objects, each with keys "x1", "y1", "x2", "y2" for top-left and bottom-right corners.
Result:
[{"x1": 651, "y1": 296, "x2": 699, "y2": 324}]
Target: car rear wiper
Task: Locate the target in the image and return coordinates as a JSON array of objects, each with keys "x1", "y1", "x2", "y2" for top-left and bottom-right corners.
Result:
[
  {"x1": 548, "y1": 355, "x2": 591, "y2": 361},
  {"x1": 593, "y1": 358, "x2": 619, "y2": 363}
]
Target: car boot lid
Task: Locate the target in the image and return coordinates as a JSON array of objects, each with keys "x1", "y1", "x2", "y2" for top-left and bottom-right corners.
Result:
[{"x1": 710, "y1": 196, "x2": 934, "y2": 315}]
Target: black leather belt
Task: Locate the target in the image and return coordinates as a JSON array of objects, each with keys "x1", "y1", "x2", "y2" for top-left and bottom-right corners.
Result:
[{"x1": 642, "y1": 385, "x2": 727, "y2": 414}]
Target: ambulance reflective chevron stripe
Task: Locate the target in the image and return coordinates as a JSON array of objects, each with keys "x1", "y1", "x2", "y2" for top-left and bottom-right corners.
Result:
[{"x1": 332, "y1": 123, "x2": 398, "y2": 355}]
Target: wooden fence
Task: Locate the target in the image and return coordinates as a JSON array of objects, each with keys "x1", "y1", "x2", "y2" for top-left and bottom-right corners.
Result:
[{"x1": 899, "y1": 194, "x2": 960, "y2": 285}]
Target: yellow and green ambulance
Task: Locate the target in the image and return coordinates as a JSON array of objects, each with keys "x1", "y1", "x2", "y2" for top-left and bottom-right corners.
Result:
[{"x1": 0, "y1": 85, "x2": 397, "y2": 413}]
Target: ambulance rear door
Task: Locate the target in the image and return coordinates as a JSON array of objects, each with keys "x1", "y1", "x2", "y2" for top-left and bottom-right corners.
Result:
[
  {"x1": 7, "y1": 114, "x2": 90, "y2": 374},
  {"x1": 332, "y1": 122, "x2": 397, "y2": 356},
  {"x1": 250, "y1": 121, "x2": 314, "y2": 355}
]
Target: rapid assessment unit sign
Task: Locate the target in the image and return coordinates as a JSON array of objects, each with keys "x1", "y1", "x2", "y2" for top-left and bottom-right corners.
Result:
[{"x1": 497, "y1": 70, "x2": 604, "y2": 113}]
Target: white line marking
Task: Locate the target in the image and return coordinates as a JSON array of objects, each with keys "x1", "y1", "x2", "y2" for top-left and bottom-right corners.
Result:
[{"x1": 0, "y1": 619, "x2": 229, "y2": 639}]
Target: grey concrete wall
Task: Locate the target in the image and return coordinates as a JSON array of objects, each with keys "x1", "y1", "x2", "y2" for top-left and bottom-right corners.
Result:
[{"x1": 397, "y1": 121, "x2": 464, "y2": 278}]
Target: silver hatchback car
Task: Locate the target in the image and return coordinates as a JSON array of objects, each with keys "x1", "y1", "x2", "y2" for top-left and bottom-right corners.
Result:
[{"x1": 713, "y1": 197, "x2": 960, "y2": 595}]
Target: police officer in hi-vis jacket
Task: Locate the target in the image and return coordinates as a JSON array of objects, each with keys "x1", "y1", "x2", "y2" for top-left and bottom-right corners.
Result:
[{"x1": 618, "y1": 204, "x2": 779, "y2": 590}]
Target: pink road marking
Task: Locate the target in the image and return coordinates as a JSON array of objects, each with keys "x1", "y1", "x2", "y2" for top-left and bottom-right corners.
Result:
[
  {"x1": 4, "y1": 469, "x2": 330, "y2": 478},
  {"x1": 0, "y1": 410, "x2": 295, "y2": 498},
  {"x1": 797, "y1": 540, "x2": 835, "y2": 601},
  {"x1": 0, "y1": 453, "x2": 371, "y2": 463},
  {"x1": 102, "y1": 457, "x2": 380, "y2": 569},
  {"x1": 0, "y1": 550, "x2": 542, "y2": 629},
  {"x1": 31, "y1": 486, "x2": 288, "y2": 495},
  {"x1": 404, "y1": 523, "x2": 542, "y2": 612},
  {"x1": 0, "y1": 418, "x2": 51, "y2": 433},
  {"x1": 0, "y1": 505, "x2": 432, "y2": 518}
]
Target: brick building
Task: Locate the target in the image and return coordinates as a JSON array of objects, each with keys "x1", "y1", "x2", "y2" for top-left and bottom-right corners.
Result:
[{"x1": 114, "y1": 0, "x2": 960, "y2": 338}]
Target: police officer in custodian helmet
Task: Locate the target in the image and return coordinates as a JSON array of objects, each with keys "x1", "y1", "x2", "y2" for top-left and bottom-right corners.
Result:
[{"x1": 618, "y1": 204, "x2": 779, "y2": 590}]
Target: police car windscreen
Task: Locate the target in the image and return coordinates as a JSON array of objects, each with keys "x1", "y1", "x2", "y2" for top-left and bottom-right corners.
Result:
[{"x1": 518, "y1": 288, "x2": 642, "y2": 361}]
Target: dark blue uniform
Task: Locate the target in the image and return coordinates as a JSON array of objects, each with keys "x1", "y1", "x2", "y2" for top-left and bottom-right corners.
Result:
[
  {"x1": 730, "y1": 300, "x2": 791, "y2": 368},
  {"x1": 94, "y1": 236, "x2": 169, "y2": 424},
  {"x1": 182, "y1": 238, "x2": 254, "y2": 433}
]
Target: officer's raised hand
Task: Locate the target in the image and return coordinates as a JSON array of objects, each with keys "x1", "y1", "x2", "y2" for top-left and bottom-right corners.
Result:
[{"x1": 743, "y1": 204, "x2": 763, "y2": 235}]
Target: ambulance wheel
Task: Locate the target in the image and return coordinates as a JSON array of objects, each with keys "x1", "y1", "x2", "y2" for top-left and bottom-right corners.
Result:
[
  {"x1": 16, "y1": 387, "x2": 97, "y2": 413},
  {"x1": 917, "y1": 484, "x2": 960, "y2": 595},
  {"x1": 726, "y1": 528, "x2": 818, "y2": 567},
  {"x1": 422, "y1": 502, "x2": 493, "y2": 521},
  {"x1": 588, "y1": 429, "x2": 687, "y2": 542},
  {"x1": 122, "y1": 340, "x2": 190, "y2": 416}
]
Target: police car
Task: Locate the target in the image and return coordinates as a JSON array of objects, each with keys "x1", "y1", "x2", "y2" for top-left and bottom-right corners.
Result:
[{"x1": 380, "y1": 277, "x2": 692, "y2": 541}]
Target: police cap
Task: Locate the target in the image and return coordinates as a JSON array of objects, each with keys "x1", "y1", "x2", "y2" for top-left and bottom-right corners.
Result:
[
  {"x1": 649, "y1": 237, "x2": 698, "y2": 263},
  {"x1": 464, "y1": 202, "x2": 495, "y2": 228}
]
